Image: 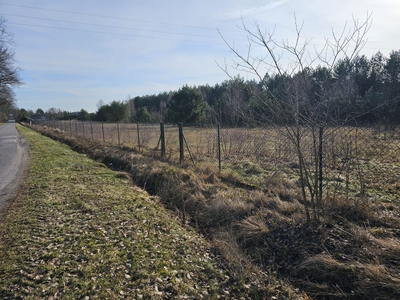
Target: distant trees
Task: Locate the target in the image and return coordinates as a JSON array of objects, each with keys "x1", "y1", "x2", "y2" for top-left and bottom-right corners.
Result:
[
  {"x1": 165, "y1": 85, "x2": 209, "y2": 124},
  {"x1": 78, "y1": 109, "x2": 90, "y2": 121},
  {"x1": 95, "y1": 100, "x2": 127, "y2": 122},
  {"x1": 88, "y1": 56, "x2": 400, "y2": 125},
  {"x1": 135, "y1": 107, "x2": 152, "y2": 123},
  {"x1": 36, "y1": 108, "x2": 44, "y2": 115},
  {"x1": 128, "y1": 92, "x2": 171, "y2": 123},
  {"x1": 15, "y1": 44, "x2": 400, "y2": 128},
  {"x1": 45, "y1": 107, "x2": 63, "y2": 120},
  {"x1": 15, "y1": 108, "x2": 29, "y2": 121},
  {"x1": 217, "y1": 76, "x2": 250, "y2": 125}
]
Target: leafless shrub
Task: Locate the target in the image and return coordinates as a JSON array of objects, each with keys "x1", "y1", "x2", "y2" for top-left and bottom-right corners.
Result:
[{"x1": 219, "y1": 13, "x2": 373, "y2": 222}]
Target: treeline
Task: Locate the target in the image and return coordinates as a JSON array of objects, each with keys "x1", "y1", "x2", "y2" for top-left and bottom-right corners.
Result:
[{"x1": 17, "y1": 50, "x2": 400, "y2": 127}]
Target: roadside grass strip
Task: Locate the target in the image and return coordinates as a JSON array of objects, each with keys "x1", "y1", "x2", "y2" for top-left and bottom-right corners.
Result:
[{"x1": 0, "y1": 125, "x2": 235, "y2": 299}]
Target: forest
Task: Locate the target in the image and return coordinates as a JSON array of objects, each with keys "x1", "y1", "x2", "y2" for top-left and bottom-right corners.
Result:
[{"x1": 15, "y1": 50, "x2": 400, "y2": 130}]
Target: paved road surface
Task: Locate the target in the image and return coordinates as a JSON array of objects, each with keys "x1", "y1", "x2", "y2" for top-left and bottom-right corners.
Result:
[{"x1": 0, "y1": 121, "x2": 29, "y2": 212}]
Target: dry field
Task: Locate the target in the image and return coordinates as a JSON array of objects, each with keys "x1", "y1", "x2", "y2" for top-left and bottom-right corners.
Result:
[
  {"x1": 45, "y1": 121, "x2": 400, "y2": 202},
  {"x1": 1, "y1": 125, "x2": 294, "y2": 299},
  {"x1": 27, "y1": 122, "x2": 400, "y2": 299}
]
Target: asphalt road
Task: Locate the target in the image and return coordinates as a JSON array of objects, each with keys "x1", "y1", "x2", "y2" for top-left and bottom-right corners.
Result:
[{"x1": 0, "y1": 121, "x2": 29, "y2": 212}]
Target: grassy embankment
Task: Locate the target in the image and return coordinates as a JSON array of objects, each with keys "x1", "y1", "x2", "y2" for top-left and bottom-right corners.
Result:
[
  {"x1": 0, "y1": 125, "x2": 287, "y2": 299},
  {"x1": 25, "y1": 123, "x2": 400, "y2": 300},
  {"x1": 7, "y1": 123, "x2": 400, "y2": 299}
]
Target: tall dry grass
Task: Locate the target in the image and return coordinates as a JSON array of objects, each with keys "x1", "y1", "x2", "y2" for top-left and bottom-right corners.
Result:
[{"x1": 26, "y1": 123, "x2": 400, "y2": 300}]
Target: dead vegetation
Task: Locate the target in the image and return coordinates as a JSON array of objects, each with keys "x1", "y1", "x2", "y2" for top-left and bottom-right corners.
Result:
[{"x1": 25, "y1": 124, "x2": 400, "y2": 299}]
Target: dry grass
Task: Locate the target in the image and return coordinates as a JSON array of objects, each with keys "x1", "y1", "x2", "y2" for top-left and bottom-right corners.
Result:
[
  {"x1": 42, "y1": 121, "x2": 400, "y2": 204},
  {"x1": 21, "y1": 123, "x2": 400, "y2": 300},
  {"x1": 2, "y1": 125, "x2": 260, "y2": 299},
  {"x1": 293, "y1": 253, "x2": 400, "y2": 299}
]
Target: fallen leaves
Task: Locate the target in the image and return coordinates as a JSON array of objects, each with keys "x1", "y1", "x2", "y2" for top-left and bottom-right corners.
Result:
[{"x1": 0, "y1": 127, "x2": 257, "y2": 299}]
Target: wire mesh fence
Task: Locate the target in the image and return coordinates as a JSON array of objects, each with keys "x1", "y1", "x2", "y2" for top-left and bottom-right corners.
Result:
[{"x1": 34, "y1": 119, "x2": 400, "y2": 203}]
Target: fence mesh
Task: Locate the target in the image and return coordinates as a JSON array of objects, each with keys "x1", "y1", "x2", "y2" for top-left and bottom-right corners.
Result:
[{"x1": 35, "y1": 119, "x2": 400, "y2": 203}]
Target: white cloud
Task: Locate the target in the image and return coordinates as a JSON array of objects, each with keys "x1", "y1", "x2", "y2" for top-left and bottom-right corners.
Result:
[
  {"x1": 3, "y1": 0, "x2": 400, "y2": 112},
  {"x1": 215, "y1": 0, "x2": 289, "y2": 20}
]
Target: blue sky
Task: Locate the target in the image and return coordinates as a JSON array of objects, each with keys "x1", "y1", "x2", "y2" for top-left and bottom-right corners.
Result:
[{"x1": 2, "y1": 0, "x2": 399, "y2": 113}]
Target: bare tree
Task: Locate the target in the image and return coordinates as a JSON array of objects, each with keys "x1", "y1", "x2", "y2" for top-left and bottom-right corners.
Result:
[
  {"x1": 0, "y1": 16, "x2": 22, "y2": 120},
  {"x1": 219, "y1": 13, "x2": 372, "y2": 221},
  {"x1": 220, "y1": 76, "x2": 249, "y2": 125}
]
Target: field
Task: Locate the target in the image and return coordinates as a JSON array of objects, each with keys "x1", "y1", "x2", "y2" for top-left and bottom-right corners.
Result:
[
  {"x1": 41, "y1": 120, "x2": 400, "y2": 202},
  {"x1": 17, "y1": 121, "x2": 400, "y2": 299},
  {"x1": 0, "y1": 125, "x2": 292, "y2": 299}
]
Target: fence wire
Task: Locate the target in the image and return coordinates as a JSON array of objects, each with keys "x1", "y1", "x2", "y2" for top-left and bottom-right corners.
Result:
[{"x1": 36, "y1": 120, "x2": 400, "y2": 203}]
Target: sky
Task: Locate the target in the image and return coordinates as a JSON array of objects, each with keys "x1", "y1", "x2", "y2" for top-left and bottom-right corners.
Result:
[{"x1": 1, "y1": 0, "x2": 400, "y2": 113}]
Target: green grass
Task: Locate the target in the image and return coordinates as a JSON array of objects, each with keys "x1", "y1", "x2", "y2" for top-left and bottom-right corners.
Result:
[
  {"x1": 0, "y1": 125, "x2": 247, "y2": 299},
  {"x1": 20, "y1": 123, "x2": 400, "y2": 299}
]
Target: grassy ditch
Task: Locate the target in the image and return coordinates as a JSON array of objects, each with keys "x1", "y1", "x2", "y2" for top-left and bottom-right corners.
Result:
[
  {"x1": 0, "y1": 125, "x2": 290, "y2": 299},
  {"x1": 17, "y1": 124, "x2": 400, "y2": 299}
]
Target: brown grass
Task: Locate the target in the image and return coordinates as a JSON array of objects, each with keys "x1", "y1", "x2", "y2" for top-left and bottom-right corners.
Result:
[
  {"x1": 23, "y1": 123, "x2": 400, "y2": 300},
  {"x1": 294, "y1": 253, "x2": 400, "y2": 299}
]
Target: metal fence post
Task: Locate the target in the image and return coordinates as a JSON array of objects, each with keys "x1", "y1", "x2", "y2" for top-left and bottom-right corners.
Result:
[
  {"x1": 178, "y1": 122, "x2": 184, "y2": 162},
  {"x1": 160, "y1": 122, "x2": 166, "y2": 157},
  {"x1": 136, "y1": 122, "x2": 140, "y2": 152},
  {"x1": 217, "y1": 122, "x2": 222, "y2": 171},
  {"x1": 318, "y1": 125, "x2": 323, "y2": 205},
  {"x1": 90, "y1": 121, "x2": 93, "y2": 140},
  {"x1": 102, "y1": 121, "x2": 105, "y2": 142},
  {"x1": 117, "y1": 122, "x2": 121, "y2": 146}
]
